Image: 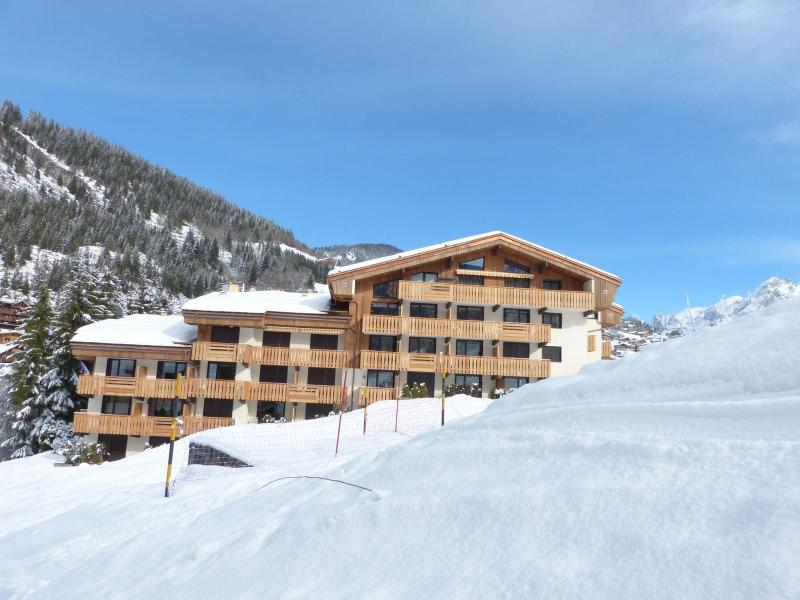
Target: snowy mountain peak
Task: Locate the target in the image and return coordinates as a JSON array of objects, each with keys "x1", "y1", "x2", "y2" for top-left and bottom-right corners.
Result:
[{"x1": 654, "y1": 277, "x2": 799, "y2": 333}]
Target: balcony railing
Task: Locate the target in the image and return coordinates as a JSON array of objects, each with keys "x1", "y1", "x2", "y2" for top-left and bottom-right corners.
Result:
[
  {"x1": 357, "y1": 386, "x2": 397, "y2": 406},
  {"x1": 362, "y1": 315, "x2": 550, "y2": 343},
  {"x1": 192, "y1": 342, "x2": 352, "y2": 368},
  {"x1": 72, "y1": 412, "x2": 234, "y2": 437},
  {"x1": 360, "y1": 351, "x2": 550, "y2": 378},
  {"x1": 77, "y1": 375, "x2": 344, "y2": 404},
  {"x1": 398, "y1": 280, "x2": 594, "y2": 310},
  {"x1": 247, "y1": 382, "x2": 344, "y2": 404}
]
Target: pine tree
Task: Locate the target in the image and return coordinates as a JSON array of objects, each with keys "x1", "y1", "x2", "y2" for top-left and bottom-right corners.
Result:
[
  {"x1": 2, "y1": 281, "x2": 53, "y2": 458},
  {"x1": 32, "y1": 257, "x2": 110, "y2": 451}
]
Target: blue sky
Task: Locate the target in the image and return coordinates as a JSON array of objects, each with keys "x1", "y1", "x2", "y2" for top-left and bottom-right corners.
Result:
[{"x1": 2, "y1": 1, "x2": 800, "y2": 318}]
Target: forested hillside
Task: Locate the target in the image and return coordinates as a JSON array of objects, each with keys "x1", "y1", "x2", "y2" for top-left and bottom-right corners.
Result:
[{"x1": 0, "y1": 100, "x2": 399, "y2": 308}]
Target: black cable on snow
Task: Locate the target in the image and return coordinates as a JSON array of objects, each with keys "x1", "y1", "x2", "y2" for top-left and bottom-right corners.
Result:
[{"x1": 251, "y1": 475, "x2": 378, "y2": 496}]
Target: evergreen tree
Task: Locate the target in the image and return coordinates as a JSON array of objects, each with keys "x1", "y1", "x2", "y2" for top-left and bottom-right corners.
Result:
[
  {"x1": 33, "y1": 258, "x2": 107, "y2": 450},
  {"x1": 2, "y1": 282, "x2": 53, "y2": 458}
]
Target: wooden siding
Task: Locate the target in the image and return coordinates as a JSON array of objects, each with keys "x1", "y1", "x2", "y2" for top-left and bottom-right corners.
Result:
[
  {"x1": 602, "y1": 340, "x2": 613, "y2": 359},
  {"x1": 360, "y1": 350, "x2": 550, "y2": 378},
  {"x1": 362, "y1": 314, "x2": 550, "y2": 343},
  {"x1": 72, "y1": 411, "x2": 233, "y2": 437},
  {"x1": 599, "y1": 305, "x2": 624, "y2": 326},
  {"x1": 70, "y1": 342, "x2": 191, "y2": 362},
  {"x1": 328, "y1": 232, "x2": 620, "y2": 290}
]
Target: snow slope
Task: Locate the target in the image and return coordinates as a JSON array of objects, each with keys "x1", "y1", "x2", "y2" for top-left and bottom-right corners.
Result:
[{"x1": 1, "y1": 298, "x2": 799, "y2": 598}]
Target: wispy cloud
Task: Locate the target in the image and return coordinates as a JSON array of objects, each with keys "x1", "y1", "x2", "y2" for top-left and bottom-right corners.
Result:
[{"x1": 751, "y1": 120, "x2": 800, "y2": 148}]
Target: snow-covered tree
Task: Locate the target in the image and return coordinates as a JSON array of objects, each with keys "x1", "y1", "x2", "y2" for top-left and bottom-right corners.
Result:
[{"x1": 2, "y1": 282, "x2": 53, "y2": 458}]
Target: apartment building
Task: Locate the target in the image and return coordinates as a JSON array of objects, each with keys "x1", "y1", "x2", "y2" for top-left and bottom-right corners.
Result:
[{"x1": 71, "y1": 231, "x2": 622, "y2": 459}]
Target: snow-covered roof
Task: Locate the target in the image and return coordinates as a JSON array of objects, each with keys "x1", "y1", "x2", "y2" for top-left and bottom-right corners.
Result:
[
  {"x1": 328, "y1": 231, "x2": 620, "y2": 280},
  {"x1": 71, "y1": 314, "x2": 197, "y2": 347},
  {"x1": 182, "y1": 285, "x2": 332, "y2": 315}
]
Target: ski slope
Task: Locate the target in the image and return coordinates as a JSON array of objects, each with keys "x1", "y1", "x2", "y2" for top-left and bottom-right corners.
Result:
[{"x1": 1, "y1": 297, "x2": 799, "y2": 599}]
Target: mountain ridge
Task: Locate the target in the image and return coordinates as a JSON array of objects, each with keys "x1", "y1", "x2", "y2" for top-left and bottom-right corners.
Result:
[{"x1": 0, "y1": 100, "x2": 400, "y2": 309}]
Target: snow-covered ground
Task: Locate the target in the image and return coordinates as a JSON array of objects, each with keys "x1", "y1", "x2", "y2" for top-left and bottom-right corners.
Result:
[{"x1": 1, "y1": 297, "x2": 799, "y2": 599}]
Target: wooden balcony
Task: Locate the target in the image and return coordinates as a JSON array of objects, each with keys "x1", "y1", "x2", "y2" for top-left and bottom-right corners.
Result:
[
  {"x1": 398, "y1": 280, "x2": 594, "y2": 310},
  {"x1": 77, "y1": 375, "x2": 343, "y2": 404},
  {"x1": 78, "y1": 374, "x2": 248, "y2": 400},
  {"x1": 244, "y1": 346, "x2": 352, "y2": 368},
  {"x1": 358, "y1": 386, "x2": 397, "y2": 406},
  {"x1": 72, "y1": 412, "x2": 233, "y2": 438},
  {"x1": 246, "y1": 382, "x2": 344, "y2": 404},
  {"x1": 192, "y1": 342, "x2": 352, "y2": 368},
  {"x1": 362, "y1": 315, "x2": 550, "y2": 343},
  {"x1": 360, "y1": 350, "x2": 550, "y2": 378}
]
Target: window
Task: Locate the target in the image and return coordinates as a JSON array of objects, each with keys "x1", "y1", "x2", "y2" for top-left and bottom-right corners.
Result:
[
  {"x1": 542, "y1": 346, "x2": 562, "y2": 362},
  {"x1": 454, "y1": 374, "x2": 481, "y2": 387},
  {"x1": 505, "y1": 277, "x2": 530, "y2": 288},
  {"x1": 407, "y1": 372, "x2": 436, "y2": 392},
  {"x1": 310, "y1": 334, "x2": 338, "y2": 350},
  {"x1": 458, "y1": 274, "x2": 485, "y2": 286},
  {"x1": 263, "y1": 331, "x2": 290, "y2": 347},
  {"x1": 456, "y1": 306, "x2": 484, "y2": 321},
  {"x1": 410, "y1": 303, "x2": 437, "y2": 318},
  {"x1": 504, "y1": 259, "x2": 529, "y2": 274},
  {"x1": 307, "y1": 367, "x2": 336, "y2": 386},
  {"x1": 503, "y1": 308, "x2": 530, "y2": 323},
  {"x1": 408, "y1": 337, "x2": 436, "y2": 354},
  {"x1": 503, "y1": 342, "x2": 530, "y2": 358},
  {"x1": 149, "y1": 398, "x2": 182, "y2": 417},
  {"x1": 504, "y1": 377, "x2": 529, "y2": 390},
  {"x1": 259, "y1": 365, "x2": 288, "y2": 383},
  {"x1": 459, "y1": 257, "x2": 485, "y2": 271},
  {"x1": 541, "y1": 312, "x2": 563, "y2": 329},
  {"x1": 369, "y1": 335, "x2": 397, "y2": 352},
  {"x1": 106, "y1": 359, "x2": 136, "y2": 377},
  {"x1": 542, "y1": 280, "x2": 562, "y2": 290},
  {"x1": 373, "y1": 280, "x2": 399, "y2": 298},
  {"x1": 211, "y1": 326, "x2": 239, "y2": 343},
  {"x1": 157, "y1": 361, "x2": 186, "y2": 380},
  {"x1": 367, "y1": 370, "x2": 396, "y2": 388},
  {"x1": 208, "y1": 362, "x2": 237, "y2": 380},
  {"x1": 203, "y1": 398, "x2": 233, "y2": 418},
  {"x1": 101, "y1": 396, "x2": 131, "y2": 415},
  {"x1": 410, "y1": 272, "x2": 438, "y2": 282},
  {"x1": 370, "y1": 301, "x2": 399, "y2": 316},
  {"x1": 456, "y1": 340, "x2": 483, "y2": 356}
]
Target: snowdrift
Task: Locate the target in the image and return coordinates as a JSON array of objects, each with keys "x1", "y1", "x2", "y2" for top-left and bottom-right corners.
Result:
[
  {"x1": 1, "y1": 298, "x2": 799, "y2": 599},
  {"x1": 187, "y1": 395, "x2": 490, "y2": 468}
]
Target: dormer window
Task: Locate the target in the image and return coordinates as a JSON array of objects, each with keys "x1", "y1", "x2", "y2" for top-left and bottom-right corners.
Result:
[{"x1": 459, "y1": 257, "x2": 485, "y2": 271}]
